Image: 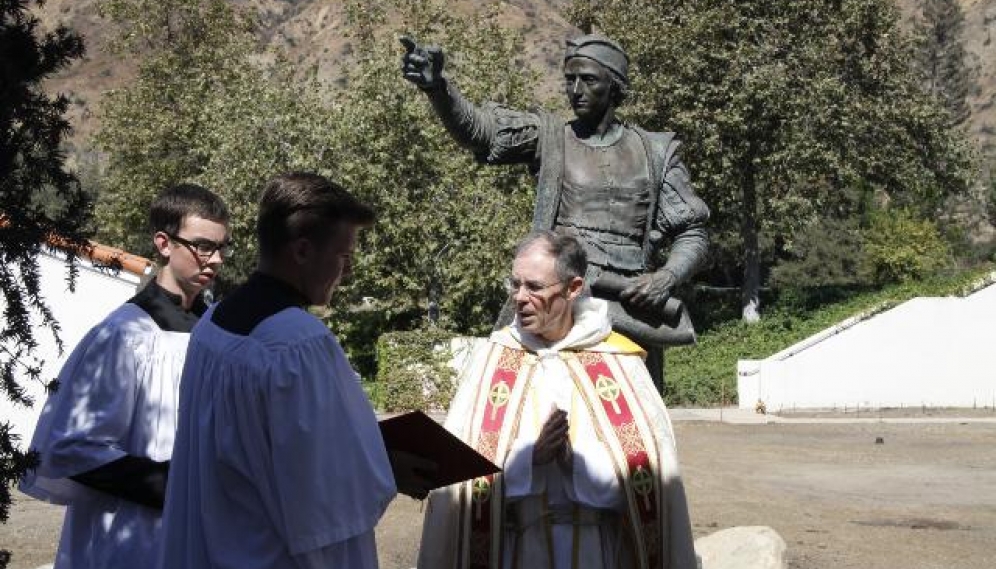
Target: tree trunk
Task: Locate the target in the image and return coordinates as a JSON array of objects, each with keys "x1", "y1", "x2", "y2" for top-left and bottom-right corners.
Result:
[{"x1": 741, "y1": 163, "x2": 761, "y2": 323}]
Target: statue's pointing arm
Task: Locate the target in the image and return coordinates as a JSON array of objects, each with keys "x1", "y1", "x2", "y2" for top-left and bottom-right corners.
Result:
[{"x1": 400, "y1": 36, "x2": 539, "y2": 166}]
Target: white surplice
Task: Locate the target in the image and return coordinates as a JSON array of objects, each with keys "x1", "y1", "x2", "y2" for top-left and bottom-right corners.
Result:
[
  {"x1": 159, "y1": 306, "x2": 396, "y2": 569},
  {"x1": 20, "y1": 303, "x2": 188, "y2": 569}
]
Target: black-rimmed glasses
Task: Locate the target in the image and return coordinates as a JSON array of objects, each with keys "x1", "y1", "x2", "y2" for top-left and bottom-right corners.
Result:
[{"x1": 167, "y1": 233, "x2": 232, "y2": 260}]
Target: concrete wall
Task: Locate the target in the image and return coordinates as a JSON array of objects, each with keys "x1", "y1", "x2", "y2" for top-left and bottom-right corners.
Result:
[
  {"x1": 738, "y1": 279, "x2": 996, "y2": 410},
  {"x1": 2, "y1": 249, "x2": 143, "y2": 449}
]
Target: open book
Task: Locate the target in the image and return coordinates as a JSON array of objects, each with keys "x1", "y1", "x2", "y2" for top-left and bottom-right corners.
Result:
[{"x1": 379, "y1": 410, "x2": 500, "y2": 490}]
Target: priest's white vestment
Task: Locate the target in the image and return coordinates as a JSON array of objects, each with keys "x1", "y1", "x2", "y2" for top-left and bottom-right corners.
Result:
[{"x1": 419, "y1": 297, "x2": 696, "y2": 569}]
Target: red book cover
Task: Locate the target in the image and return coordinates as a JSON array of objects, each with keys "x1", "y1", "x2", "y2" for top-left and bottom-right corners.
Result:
[{"x1": 379, "y1": 410, "x2": 500, "y2": 490}]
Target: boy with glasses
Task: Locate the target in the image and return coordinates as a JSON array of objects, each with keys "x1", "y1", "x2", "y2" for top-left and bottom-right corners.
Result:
[{"x1": 21, "y1": 184, "x2": 230, "y2": 569}]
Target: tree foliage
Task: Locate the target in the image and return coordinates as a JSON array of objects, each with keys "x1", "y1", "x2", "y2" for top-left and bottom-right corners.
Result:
[
  {"x1": 988, "y1": 173, "x2": 996, "y2": 229},
  {"x1": 914, "y1": 0, "x2": 973, "y2": 126},
  {"x1": 92, "y1": 0, "x2": 539, "y2": 376},
  {"x1": 330, "y1": 0, "x2": 541, "y2": 318},
  {"x1": 567, "y1": 0, "x2": 973, "y2": 320},
  {"x1": 321, "y1": 0, "x2": 539, "y2": 373},
  {"x1": 0, "y1": 0, "x2": 91, "y2": 563},
  {"x1": 93, "y1": 0, "x2": 342, "y2": 283}
]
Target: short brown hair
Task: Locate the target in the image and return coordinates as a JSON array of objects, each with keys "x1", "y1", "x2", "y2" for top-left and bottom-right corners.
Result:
[
  {"x1": 256, "y1": 172, "x2": 375, "y2": 259},
  {"x1": 149, "y1": 183, "x2": 229, "y2": 236}
]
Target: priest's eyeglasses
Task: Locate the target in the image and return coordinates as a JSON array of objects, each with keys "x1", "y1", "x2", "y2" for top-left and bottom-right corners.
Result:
[
  {"x1": 167, "y1": 233, "x2": 233, "y2": 260},
  {"x1": 503, "y1": 277, "x2": 566, "y2": 297}
]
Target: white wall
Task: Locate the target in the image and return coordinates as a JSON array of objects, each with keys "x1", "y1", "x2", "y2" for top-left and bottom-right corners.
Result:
[
  {"x1": 738, "y1": 280, "x2": 996, "y2": 410},
  {"x1": 2, "y1": 250, "x2": 143, "y2": 449}
]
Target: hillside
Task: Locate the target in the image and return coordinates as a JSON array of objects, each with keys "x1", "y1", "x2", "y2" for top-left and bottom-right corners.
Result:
[
  {"x1": 946, "y1": 0, "x2": 996, "y2": 159},
  {"x1": 31, "y1": 0, "x2": 996, "y2": 177},
  {"x1": 31, "y1": 0, "x2": 575, "y2": 152}
]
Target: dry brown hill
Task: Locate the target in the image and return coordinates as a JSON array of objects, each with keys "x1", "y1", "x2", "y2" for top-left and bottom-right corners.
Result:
[
  {"x1": 32, "y1": 0, "x2": 996, "y2": 171},
  {"x1": 32, "y1": 0, "x2": 576, "y2": 150}
]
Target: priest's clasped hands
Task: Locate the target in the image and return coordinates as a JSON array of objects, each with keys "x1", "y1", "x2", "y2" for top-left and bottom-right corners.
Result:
[{"x1": 533, "y1": 408, "x2": 572, "y2": 468}]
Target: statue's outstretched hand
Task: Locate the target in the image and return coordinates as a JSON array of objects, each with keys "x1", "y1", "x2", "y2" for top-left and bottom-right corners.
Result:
[
  {"x1": 620, "y1": 269, "x2": 675, "y2": 315},
  {"x1": 400, "y1": 35, "x2": 445, "y2": 91}
]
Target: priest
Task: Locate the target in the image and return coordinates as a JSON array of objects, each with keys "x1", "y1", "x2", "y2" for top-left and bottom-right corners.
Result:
[{"x1": 418, "y1": 231, "x2": 696, "y2": 569}]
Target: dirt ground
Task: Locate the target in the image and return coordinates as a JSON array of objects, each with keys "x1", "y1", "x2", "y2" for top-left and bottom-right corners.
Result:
[{"x1": 3, "y1": 420, "x2": 995, "y2": 569}]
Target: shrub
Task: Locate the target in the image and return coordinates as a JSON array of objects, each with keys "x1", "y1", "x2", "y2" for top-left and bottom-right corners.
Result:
[
  {"x1": 862, "y1": 209, "x2": 951, "y2": 284},
  {"x1": 375, "y1": 328, "x2": 457, "y2": 412},
  {"x1": 769, "y1": 218, "x2": 869, "y2": 288}
]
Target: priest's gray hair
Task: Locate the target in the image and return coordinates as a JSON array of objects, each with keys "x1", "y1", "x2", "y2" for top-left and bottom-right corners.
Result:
[{"x1": 514, "y1": 230, "x2": 587, "y2": 283}]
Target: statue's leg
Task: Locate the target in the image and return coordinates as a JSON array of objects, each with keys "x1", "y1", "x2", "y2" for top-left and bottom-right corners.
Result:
[{"x1": 644, "y1": 345, "x2": 665, "y2": 395}]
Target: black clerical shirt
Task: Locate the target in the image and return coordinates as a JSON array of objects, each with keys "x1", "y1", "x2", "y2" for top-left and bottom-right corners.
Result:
[{"x1": 211, "y1": 272, "x2": 309, "y2": 335}]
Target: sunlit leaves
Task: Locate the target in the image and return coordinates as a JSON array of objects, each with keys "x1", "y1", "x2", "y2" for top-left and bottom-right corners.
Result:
[{"x1": 568, "y1": 0, "x2": 973, "y2": 313}]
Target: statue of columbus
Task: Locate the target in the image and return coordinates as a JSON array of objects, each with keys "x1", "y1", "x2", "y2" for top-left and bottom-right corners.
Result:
[{"x1": 402, "y1": 34, "x2": 710, "y2": 391}]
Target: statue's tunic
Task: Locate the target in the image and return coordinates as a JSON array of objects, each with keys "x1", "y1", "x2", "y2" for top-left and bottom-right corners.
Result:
[
  {"x1": 557, "y1": 126, "x2": 652, "y2": 275},
  {"x1": 432, "y1": 86, "x2": 709, "y2": 289}
]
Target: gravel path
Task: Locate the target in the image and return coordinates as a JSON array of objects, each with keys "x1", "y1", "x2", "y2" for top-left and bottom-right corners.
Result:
[{"x1": 4, "y1": 418, "x2": 994, "y2": 569}]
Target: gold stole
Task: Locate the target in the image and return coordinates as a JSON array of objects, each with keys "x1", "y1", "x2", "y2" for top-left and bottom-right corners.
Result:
[
  {"x1": 565, "y1": 350, "x2": 665, "y2": 569},
  {"x1": 457, "y1": 343, "x2": 663, "y2": 569},
  {"x1": 459, "y1": 344, "x2": 535, "y2": 569}
]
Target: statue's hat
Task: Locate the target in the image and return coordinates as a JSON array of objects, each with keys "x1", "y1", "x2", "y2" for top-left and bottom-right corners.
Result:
[{"x1": 564, "y1": 34, "x2": 629, "y2": 86}]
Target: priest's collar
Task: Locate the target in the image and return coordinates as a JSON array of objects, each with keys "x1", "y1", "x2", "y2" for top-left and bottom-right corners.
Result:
[
  {"x1": 211, "y1": 271, "x2": 309, "y2": 336},
  {"x1": 503, "y1": 296, "x2": 612, "y2": 354},
  {"x1": 128, "y1": 279, "x2": 207, "y2": 333},
  {"x1": 491, "y1": 297, "x2": 643, "y2": 356}
]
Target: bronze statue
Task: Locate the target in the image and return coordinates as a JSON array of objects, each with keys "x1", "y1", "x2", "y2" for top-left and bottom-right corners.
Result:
[{"x1": 401, "y1": 34, "x2": 709, "y2": 391}]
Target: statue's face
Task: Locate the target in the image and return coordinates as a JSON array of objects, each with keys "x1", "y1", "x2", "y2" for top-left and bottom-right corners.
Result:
[{"x1": 564, "y1": 57, "x2": 614, "y2": 122}]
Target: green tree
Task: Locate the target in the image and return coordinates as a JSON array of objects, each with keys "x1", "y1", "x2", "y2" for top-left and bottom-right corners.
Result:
[
  {"x1": 0, "y1": 1, "x2": 91, "y2": 565},
  {"x1": 94, "y1": 0, "x2": 255, "y2": 262},
  {"x1": 568, "y1": 0, "x2": 973, "y2": 321},
  {"x1": 93, "y1": 0, "x2": 340, "y2": 283},
  {"x1": 915, "y1": 0, "x2": 973, "y2": 126},
  {"x1": 324, "y1": 0, "x2": 538, "y2": 373},
  {"x1": 91, "y1": 0, "x2": 539, "y2": 377}
]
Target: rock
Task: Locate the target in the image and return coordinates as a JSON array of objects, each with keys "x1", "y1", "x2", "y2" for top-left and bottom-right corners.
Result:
[{"x1": 694, "y1": 526, "x2": 787, "y2": 569}]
